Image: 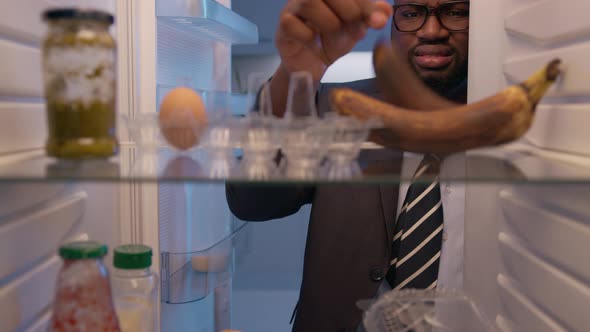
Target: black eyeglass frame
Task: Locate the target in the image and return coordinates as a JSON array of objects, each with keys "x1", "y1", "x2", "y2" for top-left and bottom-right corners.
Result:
[{"x1": 392, "y1": 1, "x2": 470, "y2": 33}]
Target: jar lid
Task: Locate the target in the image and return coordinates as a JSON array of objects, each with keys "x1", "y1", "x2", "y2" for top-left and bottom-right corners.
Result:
[
  {"x1": 59, "y1": 241, "x2": 108, "y2": 260},
  {"x1": 42, "y1": 8, "x2": 114, "y2": 24},
  {"x1": 113, "y1": 244, "x2": 153, "y2": 269}
]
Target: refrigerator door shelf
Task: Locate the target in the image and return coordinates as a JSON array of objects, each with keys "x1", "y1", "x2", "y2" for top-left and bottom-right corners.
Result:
[
  {"x1": 156, "y1": 0, "x2": 258, "y2": 45},
  {"x1": 161, "y1": 221, "x2": 249, "y2": 304}
]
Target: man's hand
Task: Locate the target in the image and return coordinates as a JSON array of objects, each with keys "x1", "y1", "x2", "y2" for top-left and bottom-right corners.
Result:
[{"x1": 275, "y1": 0, "x2": 393, "y2": 82}]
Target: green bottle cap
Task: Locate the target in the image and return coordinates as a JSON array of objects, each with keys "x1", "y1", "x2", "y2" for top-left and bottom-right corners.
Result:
[
  {"x1": 59, "y1": 241, "x2": 108, "y2": 260},
  {"x1": 113, "y1": 244, "x2": 152, "y2": 269}
]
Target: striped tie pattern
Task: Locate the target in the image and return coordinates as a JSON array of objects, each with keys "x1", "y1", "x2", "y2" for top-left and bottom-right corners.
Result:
[{"x1": 386, "y1": 154, "x2": 444, "y2": 290}]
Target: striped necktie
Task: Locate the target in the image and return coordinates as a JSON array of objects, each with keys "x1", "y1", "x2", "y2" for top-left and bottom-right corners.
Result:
[{"x1": 385, "y1": 154, "x2": 444, "y2": 290}]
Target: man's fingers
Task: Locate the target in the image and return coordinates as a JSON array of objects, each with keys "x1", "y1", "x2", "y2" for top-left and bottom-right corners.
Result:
[
  {"x1": 281, "y1": 0, "x2": 392, "y2": 42},
  {"x1": 278, "y1": 12, "x2": 316, "y2": 45},
  {"x1": 357, "y1": 0, "x2": 393, "y2": 29},
  {"x1": 296, "y1": 0, "x2": 342, "y2": 34},
  {"x1": 277, "y1": 12, "x2": 331, "y2": 65},
  {"x1": 276, "y1": 0, "x2": 392, "y2": 68},
  {"x1": 324, "y1": 0, "x2": 363, "y2": 24},
  {"x1": 351, "y1": 23, "x2": 368, "y2": 40}
]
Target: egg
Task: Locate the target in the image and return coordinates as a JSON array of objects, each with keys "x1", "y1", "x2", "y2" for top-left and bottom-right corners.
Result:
[{"x1": 158, "y1": 87, "x2": 208, "y2": 150}]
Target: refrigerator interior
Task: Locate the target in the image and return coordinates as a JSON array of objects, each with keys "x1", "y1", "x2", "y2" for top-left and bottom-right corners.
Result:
[{"x1": 1, "y1": 0, "x2": 590, "y2": 332}]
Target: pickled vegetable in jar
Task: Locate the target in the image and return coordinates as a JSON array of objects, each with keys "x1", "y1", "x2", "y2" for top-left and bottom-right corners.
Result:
[
  {"x1": 41, "y1": 9, "x2": 118, "y2": 159},
  {"x1": 49, "y1": 241, "x2": 121, "y2": 332}
]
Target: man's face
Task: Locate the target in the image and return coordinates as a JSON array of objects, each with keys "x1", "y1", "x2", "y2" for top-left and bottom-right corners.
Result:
[{"x1": 391, "y1": 0, "x2": 469, "y2": 93}]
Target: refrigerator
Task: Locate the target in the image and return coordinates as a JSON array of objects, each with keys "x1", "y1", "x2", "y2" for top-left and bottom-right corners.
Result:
[{"x1": 0, "y1": 0, "x2": 589, "y2": 331}]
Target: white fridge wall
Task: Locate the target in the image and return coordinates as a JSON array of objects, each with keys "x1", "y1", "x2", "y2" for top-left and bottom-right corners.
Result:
[{"x1": 0, "y1": 1, "x2": 120, "y2": 331}]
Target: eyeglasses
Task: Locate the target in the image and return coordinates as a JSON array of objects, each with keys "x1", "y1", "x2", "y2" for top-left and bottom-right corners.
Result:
[{"x1": 392, "y1": 1, "x2": 470, "y2": 32}]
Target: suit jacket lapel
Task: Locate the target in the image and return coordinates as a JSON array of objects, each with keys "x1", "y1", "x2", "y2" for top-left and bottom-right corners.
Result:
[{"x1": 379, "y1": 185, "x2": 398, "y2": 246}]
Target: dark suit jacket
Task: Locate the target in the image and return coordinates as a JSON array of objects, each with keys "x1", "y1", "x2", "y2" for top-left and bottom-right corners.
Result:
[{"x1": 225, "y1": 78, "x2": 402, "y2": 331}]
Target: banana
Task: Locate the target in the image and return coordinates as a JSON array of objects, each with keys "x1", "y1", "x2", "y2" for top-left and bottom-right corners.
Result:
[
  {"x1": 329, "y1": 58, "x2": 561, "y2": 154},
  {"x1": 373, "y1": 40, "x2": 459, "y2": 110}
]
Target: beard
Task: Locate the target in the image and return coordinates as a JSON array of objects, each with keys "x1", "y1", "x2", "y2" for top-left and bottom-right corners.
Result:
[{"x1": 407, "y1": 44, "x2": 469, "y2": 103}]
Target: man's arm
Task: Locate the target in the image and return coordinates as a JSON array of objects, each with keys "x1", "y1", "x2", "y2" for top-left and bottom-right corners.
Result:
[
  {"x1": 225, "y1": 184, "x2": 314, "y2": 221},
  {"x1": 269, "y1": 0, "x2": 392, "y2": 117},
  {"x1": 225, "y1": 1, "x2": 392, "y2": 221},
  {"x1": 225, "y1": 79, "x2": 377, "y2": 222}
]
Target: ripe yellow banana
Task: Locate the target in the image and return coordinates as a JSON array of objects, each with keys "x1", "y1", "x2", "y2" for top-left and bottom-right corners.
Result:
[{"x1": 329, "y1": 58, "x2": 561, "y2": 154}]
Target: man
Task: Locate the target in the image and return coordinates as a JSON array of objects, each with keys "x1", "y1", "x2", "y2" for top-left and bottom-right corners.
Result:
[{"x1": 226, "y1": 0, "x2": 469, "y2": 331}]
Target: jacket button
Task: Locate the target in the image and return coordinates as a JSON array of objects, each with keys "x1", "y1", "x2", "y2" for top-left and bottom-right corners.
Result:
[{"x1": 369, "y1": 267, "x2": 384, "y2": 282}]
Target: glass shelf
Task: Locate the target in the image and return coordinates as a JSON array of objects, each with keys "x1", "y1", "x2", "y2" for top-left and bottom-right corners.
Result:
[
  {"x1": 156, "y1": 0, "x2": 258, "y2": 45},
  {"x1": 1, "y1": 143, "x2": 590, "y2": 184},
  {"x1": 160, "y1": 219, "x2": 248, "y2": 304}
]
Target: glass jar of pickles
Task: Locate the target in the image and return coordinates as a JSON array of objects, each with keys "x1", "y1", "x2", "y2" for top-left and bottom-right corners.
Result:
[{"x1": 41, "y1": 9, "x2": 117, "y2": 159}]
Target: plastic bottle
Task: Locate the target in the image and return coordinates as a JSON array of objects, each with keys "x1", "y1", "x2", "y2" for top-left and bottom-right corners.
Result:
[
  {"x1": 50, "y1": 241, "x2": 120, "y2": 331},
  {"x1": 111, "y1": 244, "x2": 158, "y2": 332}
]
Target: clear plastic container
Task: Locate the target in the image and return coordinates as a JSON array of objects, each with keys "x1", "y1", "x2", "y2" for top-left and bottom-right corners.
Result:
[
  {"x1": 111, "y1": 244, "x2": 159, "y2": 332},
  {"x1": 361, "y1": 289, "x2": 497, "y2": 332},
  {"x1": 49, "y1": 241, "x2": 120, "y2": 331},
  {"x1": 239, "y1": 76, "x2": 281, "y2": 180}
]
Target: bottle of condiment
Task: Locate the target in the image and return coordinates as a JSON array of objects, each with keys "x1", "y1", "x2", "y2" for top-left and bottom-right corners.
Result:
[
  {"x1": 111, "y1": 244, "x2": 158, "y2": 332},
  {"x1": 41, "y1": 8, "x2": 118, "y2": 159},
  {"x1": 49, "y1": 241, "x2": 121, "y2": 331}
]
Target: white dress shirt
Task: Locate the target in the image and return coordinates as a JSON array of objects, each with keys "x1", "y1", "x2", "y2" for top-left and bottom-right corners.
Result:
[{"x1": 396, "y1": 152, "x2": 466, "y2": 290}]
